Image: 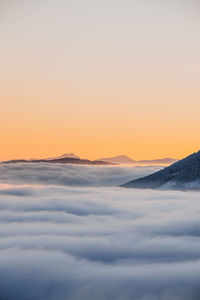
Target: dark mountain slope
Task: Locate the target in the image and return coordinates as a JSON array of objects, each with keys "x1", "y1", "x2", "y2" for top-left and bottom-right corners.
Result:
[{"x1": 121, "y1": 151, "x2": 200, "y2": 190}]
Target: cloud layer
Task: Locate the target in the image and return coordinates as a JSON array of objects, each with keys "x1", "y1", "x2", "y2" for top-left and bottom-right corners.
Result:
[
  {"x1": 0, "y1": 163, "x2": 161, "y2": 187},
  {"x1": 0, "y1": 167, "x2": 200, "y2": 300}
]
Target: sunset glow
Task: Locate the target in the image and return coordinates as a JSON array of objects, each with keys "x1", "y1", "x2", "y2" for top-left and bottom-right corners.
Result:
[{"x1": 0, "y1": 0, "x2": 199, "y2": 160}]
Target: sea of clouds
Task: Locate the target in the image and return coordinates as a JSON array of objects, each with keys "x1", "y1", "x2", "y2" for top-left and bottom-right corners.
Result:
[
  {"x1": 0, "y1": 163, "x2": 161, "y2": 187},
  {"x1": 0, "y1": 163, "x2": 200, "y2": 299}
]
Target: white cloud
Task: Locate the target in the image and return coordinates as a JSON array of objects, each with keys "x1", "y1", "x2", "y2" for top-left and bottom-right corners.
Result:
[
  {"x1": 0, "y1": 167, "x2": 200, "y2": 299},
  {"x1": 0, "y1": 163, "x2": 161, "y2": 187}
]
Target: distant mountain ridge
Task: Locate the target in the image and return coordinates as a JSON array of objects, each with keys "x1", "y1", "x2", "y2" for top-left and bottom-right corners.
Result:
[
  {"x1": 121, "y1": 151, "x2": 200, "y2": 190},
  {"x1": 2, "y1": 157, "x2": 110, "y2": 166},
  {"x1": 2, "y1": 153, "x2": 177, "y2": 166},
  {"x1": 97, "y1": 155, "x2": 177, "y2": 165},
  {"x1": 97, "y1": 155, "x2": 135, "y2": 164}
]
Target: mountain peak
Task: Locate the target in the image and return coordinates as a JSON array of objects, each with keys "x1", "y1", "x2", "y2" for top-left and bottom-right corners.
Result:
[
  {"x1": 97, "y1": 155, "x2": 135, "y2": 164},
  {"x1": 48, "y1": 153, "x2": 80, "y2": 160},
  {"x1": 57, "y1": 153, "x2": 80, "y2": 159}
]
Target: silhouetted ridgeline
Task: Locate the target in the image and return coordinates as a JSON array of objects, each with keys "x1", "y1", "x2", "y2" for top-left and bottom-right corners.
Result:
[{"x1": 1, "y1": 157, "x2": 111, "y2": 166}]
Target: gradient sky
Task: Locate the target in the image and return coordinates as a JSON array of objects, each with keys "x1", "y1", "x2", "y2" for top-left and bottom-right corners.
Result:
[{"x1": 0, "y1": 0, "x2": 199, "y2": 160}]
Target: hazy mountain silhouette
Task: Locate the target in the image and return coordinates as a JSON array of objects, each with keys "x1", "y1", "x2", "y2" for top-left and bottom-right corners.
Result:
[
  {"x1": 98, "y1": 155, "x2": 177, "y2": 165},
  {"x1": 121, "y1": 151, "x2": 200, "y2": 190},
  {"x1": 137, "y1": 158, "x2": 177, "y2": 165},
  {"x1": 97, "y1": 155, "x2": 135, "y2": 164}
]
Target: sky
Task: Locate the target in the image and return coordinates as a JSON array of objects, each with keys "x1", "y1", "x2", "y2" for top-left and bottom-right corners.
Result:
[{"x1": 0, "y1": 0, "x2": 200, "y2": 160}]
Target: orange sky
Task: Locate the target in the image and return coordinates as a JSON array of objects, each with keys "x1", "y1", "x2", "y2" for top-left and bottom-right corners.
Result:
[{"x1": 0, "y1": 1, "x2": 199, "y2": 161}]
